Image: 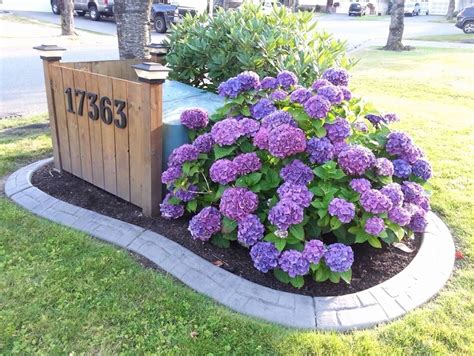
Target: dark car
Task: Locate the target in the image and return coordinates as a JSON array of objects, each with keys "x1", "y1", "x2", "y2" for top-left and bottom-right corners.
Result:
[
  {"x1": 152, "y1": 2, "x2": 197, "y2": 33},
  {"x1": 455, "y1": 6, "x2": 474, "y2": 33},
  {"x1": 51, "y1": 0, "x2": 114, "y2": 21},
  {"x1": 348, "y1": 3, "x2": 366, "y2": 16}
]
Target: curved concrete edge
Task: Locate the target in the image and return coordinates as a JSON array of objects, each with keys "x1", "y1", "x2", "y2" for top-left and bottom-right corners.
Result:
[{"x1": 5, "y1": 158, "x2": 456, "y2": 331}]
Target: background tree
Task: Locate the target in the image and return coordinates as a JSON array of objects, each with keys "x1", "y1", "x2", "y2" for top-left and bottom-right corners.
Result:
[
  {"x1": 384, "y1": 0, "x2": 408, "y2": 51},
  {"x1": 114, "y1": 0, "x2": 153, "y2": 59},
  {"x1": 446, "y1": 0, "x2": 455, "y2": 20},
  {"x1": 223, "y1": 0, "x2": 231, "y2": 10},
  {"x1": 60, "y1": 0, "x2": 76, "y2": 36}
]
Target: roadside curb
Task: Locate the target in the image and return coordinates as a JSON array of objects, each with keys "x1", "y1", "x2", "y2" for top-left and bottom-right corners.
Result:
[{"x1": 5, "y1": 158, "x2": 456, "y2": 330}]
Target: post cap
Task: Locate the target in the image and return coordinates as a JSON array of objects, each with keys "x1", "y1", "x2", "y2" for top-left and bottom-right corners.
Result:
[
  {"x1": 132, "y1": 62, "x2": 172, "y2": 83},
  {"x1": 33, "y1": 44, "x2": 66, "y2": 60},
  {"x1": 146, "y1": 43, "x2": 170, "y2": 55}
]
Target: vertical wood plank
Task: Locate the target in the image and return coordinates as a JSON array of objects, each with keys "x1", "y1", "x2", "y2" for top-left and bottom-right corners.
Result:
[
  {"x1": 84, "y1": 72, "x2": 105, "y2": 189},
  {"x1": 112, "y1": 79, "x2": 130, "y2": 201},
  {"x1": 50, "y1": 65, "x2": 72, "y2": 172}
]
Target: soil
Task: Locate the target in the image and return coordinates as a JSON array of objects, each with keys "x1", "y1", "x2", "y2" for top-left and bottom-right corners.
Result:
[{"x1": 32, "y1": 163, "x2": 422, "y2": 297}]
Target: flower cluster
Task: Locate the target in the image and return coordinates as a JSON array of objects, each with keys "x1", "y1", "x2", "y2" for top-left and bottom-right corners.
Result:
[
  {"x1": 219, "y1": 187, "x2": 259, "y2": 221},
  {"x1": 337, "y1": 145, "x2": 375, "y2": 176},
  {"x1": 180, "y1": 108, "x2": 209, "y2": 130},
  {"x1": 328, "y1": 198, "x2": 355, "y2": 223},
  {"x1": 188, "y1": 207, "x2": 221, "y2": 241}
]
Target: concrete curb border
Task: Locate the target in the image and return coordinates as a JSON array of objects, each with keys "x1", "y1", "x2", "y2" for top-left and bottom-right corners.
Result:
[{"x1": 5, "y1": 158, "x2": 456, "y2": 330}]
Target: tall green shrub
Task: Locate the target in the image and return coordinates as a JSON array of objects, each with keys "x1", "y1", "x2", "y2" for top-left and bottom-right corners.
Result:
[{"x1": 165, "y1": 3, "x2": 353, "y2": 91}]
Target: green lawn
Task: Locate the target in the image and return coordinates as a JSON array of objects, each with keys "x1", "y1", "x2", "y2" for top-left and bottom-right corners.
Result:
[
  {"x1": 408, "y1": 33, "x2": 474, "y2": 43},
  {"x1": 1, "y1": 47, "x2": 473, "y2": 354}
]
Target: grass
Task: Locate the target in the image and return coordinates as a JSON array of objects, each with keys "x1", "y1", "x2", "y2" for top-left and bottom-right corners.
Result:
[
  {"x1": 1, "y1": 47, "x2": 473, "y2": 354},
  {"x1": 408, "y1": 33, "x2": 474, "y2": 43}
]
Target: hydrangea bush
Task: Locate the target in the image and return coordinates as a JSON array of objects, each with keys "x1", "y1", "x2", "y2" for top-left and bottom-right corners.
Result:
[{"x1": 160, "y1": 68, "x2": 433, "y2": 289}]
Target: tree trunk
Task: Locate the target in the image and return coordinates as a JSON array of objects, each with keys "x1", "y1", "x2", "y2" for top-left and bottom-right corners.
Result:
[
  {"x1": 208, "y1": 0, "x2": 214, "y2": 16},
  {"x1": 446, "y1": 0, "x2": 455, "y2": 20},
  {"x1": 115, "y1": 0, "x2": 153, "y2": 60},
  {"x1": 384, "y1": 0, "x2": 407, "y2": 51},
  {"x1": 60, "y1": 0, "x2": 76, "y2": 36}
]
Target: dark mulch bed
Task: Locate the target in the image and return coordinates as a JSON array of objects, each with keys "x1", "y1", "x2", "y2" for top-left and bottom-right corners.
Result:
[{"x1": 32, "y1": 163, "x2": 421, "y2": 297}]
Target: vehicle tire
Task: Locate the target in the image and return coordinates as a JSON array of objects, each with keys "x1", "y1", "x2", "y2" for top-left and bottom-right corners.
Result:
[
  {"x1": 76, "y1": 10, "x2": 86, "y2": 17},
  {"x1": 154, "y1": 15, "x2": 167, "y2": 33},
  {"x1": 51, "y1": 0, "x2": 60, "y2": 15},
  {"x1": 89, "y1": 5, "x2": 101, "y2": 21},
  {"x1": 426, "y1": 11, "x2": 429, "y2": 15},
  {"x1": 463, "y1": 21, "x2": 474, "y2": 33}
]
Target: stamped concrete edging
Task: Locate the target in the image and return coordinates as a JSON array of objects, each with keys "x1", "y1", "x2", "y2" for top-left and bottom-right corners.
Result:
[{"x1": 5, "y1": 158, "x2": 456, "y2": 330}]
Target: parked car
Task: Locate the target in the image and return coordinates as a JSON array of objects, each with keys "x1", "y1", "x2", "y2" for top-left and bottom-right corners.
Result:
[
  {"x1": 455, "y1": 6, "x2": 474, "y2": 33},
  {"x1": 152, "y1": 1, "x2": 197, "y2": 33},
  {"x1": 348, "y1": 3, "x2": 367, "y2": 16},
  {"x1": 51, "y1": 0, "x2": 114, "y2": 21}
]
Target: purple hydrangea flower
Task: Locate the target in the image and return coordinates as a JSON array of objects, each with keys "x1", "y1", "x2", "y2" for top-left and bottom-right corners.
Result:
[
  {"x1": 322, "y1": 67, "x2": 350, "y2": 86},
  {"x1": 238, "y1": 118, "x2": 260, "y2": 137},
  {"x1": 217, "y1": 77, "x2": 242, "y2": 98},
  {"x1": 162, "y1": 165, "x2": 182, "y2": 185},
  {"x1": 311, "y1": 78, "x2": 332, "y2": 91},
  {"x1": 268, "y1": 199, "x2": 304, "y2": 231},
  {"x1": 237, "y1": 214, "x2": 265, "y2": 247},
  {"x1": 168, "y1": 144, "x2": 200, "y2": 166},
  {"x1": 365, "y1": 114, "x2": 384, "y2": 127},
  {"x1": 193, "y1": 133, "x2": 214, "y2": 153},
  {"x1": 325, "y1": 117, "x2": 351, "y2": 143},
  {"x1": 317, "y1": 85, "x2": 344, "y2": 105},
  {"x1": 237, "y1": 71, "x2": 260, "y2": 91},
  {"x1": 290, "y1": 88, "x2": 312, "y2": 104},
  {"x1": 175, "y1": 184, "x2": 198, "y2": 202},
  {"x1": 417, "y1": 196, "x2": 431, "y2": 212},
  {"x1": 365, "y1": 217, "x2": 385, "y2": 236},
  {"x1": 412, "y1": 159, "x2": 432, "y2": 180},
  {"x1": 337, "y1": 145, "x2": 375, "y2": 176},
  {"x1": 277, "y1": 182, "x2": 314, "y2": 208},
  {"x1": 270, "y1": 89, "x2": 288, "y2": 101},
  {"x1": 304, "y1": 95, "x2": 331, "y2": 119},
  {"x1": 350, "y1": 178, "x2": 372, "y2": 194},
  {"x1": 306, "y1": 137, "x2": 335, "y2": 164},
  {"x1": 233, "y1": 152, "x2": 262, "y2": 175},
  {"x1": 260, "y1": 76, "x2": 278, "y2": 90},
  {"x1": 400, "y1": 144, "x2": 423, "y2": 164},
  {"x1": 401, "y1": 181, "x2": 425, "y2": 204},
  {"x1": 209, "y1": 159, "x2": 238, "y2": 185},
  {"x1": 160, "y1": 193, "x2": 184, "y2": 219},
  {"x1": 188, "y1": 207, "x2": 221, "y2": 241},
  {"x1": 279, "y1": 250, "x2": 310, "y2": 277},
  {"x1": 409, "y1": 211, "x2": 428, "y2": 233},
  {"x1": 277, "y1": 70, "x2": 298, "y2": 89},
  {"x1": 328, "y1": 198, "x2": 355, "y2": 223},
  {"x1": 360, "y1": 189, "x2": 393, "y2": 214},
  {"x1": 381, "y1": 183, "x2": 404, "y2": 207},
  {"x1": 333, "y1": 141, "x2": 350, "y2": 156},
  {"x1": 302, "y1": 239, "x2": 325, "y2": 264},
  {"x1": 261, "y1": 110, "x2": 297, "y2": 131},
  {"x1": 340, "y1": 86, "x2": 352, "y2": 101},
  {"x1": 180, "y1": 108, "x2": 209, "y2": 130},
  {"x1": 280, "y1": 159, "x2": 314, "y2": 186},
  {"x1": 386, "y1": 132, "x2": 413, "y2": 156},
  {"x1": 375, "y1": 157, "x2": 394, "y2": 176},
  {"x1": 253, "y1": 128, "x2": 270, "y2": 150},
  {"x1": 324, "y1": 243, "x2": 354, "y2": 273},
  {"x1": 219, "y1": 187, "x2": 259, "y2": 221},
  {"x1": 251, "y1": 98, "x2": 277, "y2": 119},
  {"x1": 268, "y1": 124, "x2": 307, "y2": 159},
  {"x1": 250, "y1": 242, "x2": 280, "y2": 273},
  {"x1": 383, "y1": 113, "x2": 399, "y2": 123},
  {"x1": 393, "y1": 159, "x2": 412, "y2": 178},
  {"x1": 353, "y1": 121, "x2": 369, "y2": 133},
  {"x1": 211, "y1": 118, "x2": 243, "y2": 146},
  {"x1": 388, "y1": 206, "x2": 412, "y2": 226}
]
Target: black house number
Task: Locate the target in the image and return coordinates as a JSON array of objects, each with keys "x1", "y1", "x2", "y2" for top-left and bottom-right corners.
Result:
[{"x1": 65, "y1": 87, "x2": 127, "y2": 129}]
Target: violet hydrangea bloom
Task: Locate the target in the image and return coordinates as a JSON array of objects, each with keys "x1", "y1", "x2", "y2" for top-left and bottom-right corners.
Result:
[
  {"x1": 412, "y1": 159, "x2": 432, "y2": 180},
  {"x1": 328, "y1": 198, "x2": 355, "y2": 223},
  {"x1": 400, "y1": 144, "x2": 423, "y2": 164},
  {"x1": 304, "y1": 95, "x2": 331, "y2": 119},
  {"x1": 365, "y1": 114, "x2": 384, "y2": 127},
  {"x1": 193, "y1": 133, "x2": 214, "y2": 153},
  {"x1": 340, "y1": 86, "x2": 352, "y2": 101},
  {"x1": 311, "y1": 78, "x2": 332, "y2": 91},
  {"x1": 253, "y1": 128, "x2": 270, "y2": 150},
  {"x1": 375, "y1": 157, "x2": 394, "y2": 176},
  {"x1": 211, "y1": 118, "x2": 242, "y2": 146},
  {"x1": 383, "y1": 113, "x2": 399, "y2": 124},
  {"x1": 180, "y1": 108, "x2": 209, "y2": 130},
  {"x1": 381, "y1": 183, "x2": 404, "y2": 207},
  {"x1": 261, "y1": 110, "x2": 297, "y2": 130},
  {"x1": 260, "y1": 76, "x2": 278, "y2": 90},
  {"x1": 388, "y1": 206, "x2": 412, "y2": 226},
  {"x1": 290, "y1": 87, "x2": 312, "y2": 104},
  {"x1": 337, "y1": 145, "x2": 375, "y2": 176},
  {"x1": 219, "y1": 187, "x2": 259, "y2": 221},
  {"x1": 279, "y1": 250, "x2": 310, "y2": 277},
  {"x1": 251, "y1": 98, "x2": 277, "y2": 119},
  {"x1": 238, "y1": 118, "x2": 260, "y2": 137},
  {"x1": 188, "y1": 206, "x2": 221, "y2": 241},
  {"x1": 250, "y1": 242, "x2": 280, "y2": 273},
  {"x1": 386, "y1": 132, "x2": 413, "y2": 156},
  {"x1": 217, "y1": 77, "x2": 242, "y2": 98},
  {"x1": 401, "y1": 181, "x2": 425, "y2": 204},
  {"x1": 168, "y1": 144, "x2": 199, "y2": 167},
  {"x1": 317, "y1": 85, "x2": 344, "y2": 105},
  {"x1": 277, "y1": 182, "x2": 314, "y2": 208},
  {"x1": 353, "y1": 121, "x2": 369, "y2": 133},
  {"x1": 162, "y1": 165, "x2": 182, "y2": 185},
  {"x1": 417, "y1": 196, "x2": 431, "y2": 212},
  {"x1": 409, "y1": 211, "x2": 428, "y2": 233},
  {"x1": 237, "y1": 71, "x2": 260, "y2": 91},
  {"x1": 268, "y1": 199, "x2": 304, "y2": 231},
  {"x1": 306, "y1": 137, "x2": 335, "y2": 164},
  {"x1": 175, "y1": 184, "x2": 198, "y2": 202},
  {"x1": 325, "y1": 117, "x2": 351, "y2": 143},
  {"x1": 280, "y1": 159, "x2": 314, "y2": 186},
  {"x1": 333, "y1": 141, "x2": 350, "y2": 156},
  {"x1": 277, "y1": 70, "x2": 298, "y2": 89},
  {"x1": 393, "y1": 159, "x2": 412, "y2": 178},
  {"x1": 322, "y1": 67, "x2": 350, "y2": 86},
  {"x1": 270, "y1": 89, "x2": 288, "y2": 101},
  {"x1": 233, "y1": 152, "x2": 262, "y2": 175},
  {"x1": 324, "y1": 243, "x2": 354, "y2": 273},
  {"x1": 360, "y1": 189, "x2": 393, "y2": 214},
  {"x1": 209, "y1": 159, "x2": 238, "y2": 185},
  {"x1": 268, "y1": 124, "x2": 307, "y2": 159},
  {"x1": 237, "y1": 214, "x2": 265, "y2": 247},
  {"x1": 302, "y1": 239, "x2": 325, "y2": 264},
  {"x1": 365, "y1": 217, "x2": 385, "y2": 236},
  {"x1": 350, "y1": 178, "x2": 372, "y2": 194},
  {"x1": 160, "y1": 193, "x2": 184, "y2": 220}
]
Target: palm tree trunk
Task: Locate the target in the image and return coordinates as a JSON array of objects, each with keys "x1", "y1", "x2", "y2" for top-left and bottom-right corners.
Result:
[
  {"x1": 446, "y1": 0, "x2": 455, "y2": 20},
  {"x1": 60, "y1": 0, "x2": 76, "y2": 36},
  {"x1": 115, "y1": 0, "x2": 153, "y2": 59},
  {"x1": 384, "y1": 0, "x2": 407, "y2": 51}
]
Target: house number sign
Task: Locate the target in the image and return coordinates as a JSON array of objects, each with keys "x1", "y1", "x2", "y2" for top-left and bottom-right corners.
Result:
[{"x1": 64, "y1": 87, "x2": 127, "y2": 129}]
